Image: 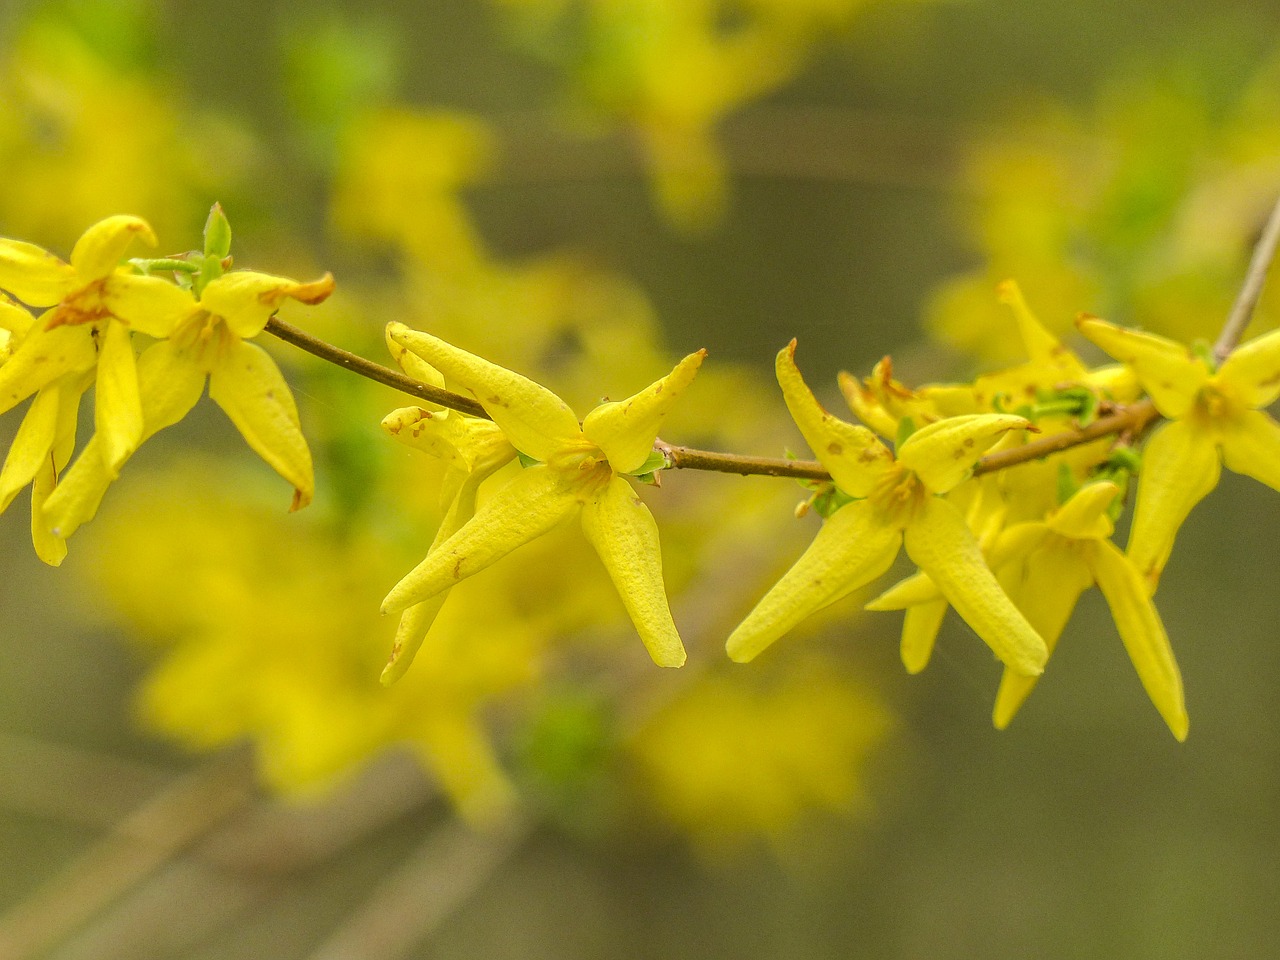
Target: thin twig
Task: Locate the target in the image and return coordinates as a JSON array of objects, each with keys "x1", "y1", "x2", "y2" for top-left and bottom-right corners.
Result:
[
  {"x1": 972, "y1": 400, "x2": 1158, "y2": 476},
  {"x1": 1215, "y1": 194, "x2": 1280, "y2": 361},
  {"x1": 264, "y1": 317, "x2": 490, "y2": 419}
]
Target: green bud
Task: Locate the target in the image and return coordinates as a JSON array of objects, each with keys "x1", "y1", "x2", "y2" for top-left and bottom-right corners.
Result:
[{"x1": 203, "y1": 202, "x2": 233, "y2": 259}]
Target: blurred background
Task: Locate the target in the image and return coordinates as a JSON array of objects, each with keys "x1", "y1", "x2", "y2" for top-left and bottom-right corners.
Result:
[{"x1": 3, "y1": 0, "x2": 1280, "y2": 956}]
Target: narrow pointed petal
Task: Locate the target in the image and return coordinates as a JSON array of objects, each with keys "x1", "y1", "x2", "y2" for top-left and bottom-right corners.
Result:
[
  {"x1": 0, "y1": 385, "x2": 60, "y2": 513},
  {"x1": 1090, "y1": 540, "x2": 1188, "y2": 740},
  {"x1": 103, "y1": 274, "x2": 195, "y2": 338},
  {"x1": 0, "y1": 322, "x2": 97, "y2": 415},
  {"x1": 727, "y1": 500, "x2": 902, "y2": 663},
  {"x1": 381, "y1": 464, "x2": 580, "y2": 615},
  {"x1": 0, "y1": 239, "x2": 78, "y2": 306},
  {"x1": 1219, "y1": 409, "x2": 1280, "y2": 493},
  {"x1": 1046, "y1": 481, "x2": 1119, "y2": 541},
  {"x1": 95, "y1": 321, "x2": 143, "y2": 476},
  {"x1": 900, "y1": 597, "x2": 948, "y2": 674},
  {"x1": 388, "y1": 323, "x2": 582, "y2": 460},
  {"x1": 904, "y1": 497, "x2": 1047, "y2": 676},
  {"x1": 382, "y1": 469, "x2": 493, "y2": 686},
  {"x1": 69, "y1": 216, "x2": 155, "y2": 280},
  {"x1": 776, "y1": 341, "x2": 893, "y2": 496},
  {"x1": 30, "y1": 452, "x2": 66, "y2": 567},
  {"x1": 41, "y1": 437, "x2": 113, "y2": 541},
  {"x1": 1076, "y1": 317, "x2": 1206, "y2": 418},
  {"x1": 898, "y1": 414, "x2": 1030, "y2": 493},
  {"x1": 985, "y1": 522, "x2": 1051, "y2": 573},
  {"x1": 381, "y1": 596, "x2": 451, "y2": 687},
  {"x1": 1217, "y1": 328, "x2": 1280, "y2": 408},
  {"x1": 200, "y1": 271, "x2": 335, "y2": 338},
  {"x1": 995, "y1": 280, "x2": 1084, "y2": 375},
  {"x1": 991, "y1": 542, "x2": 1092, "y2": 729},
  {"x1": 865, "y1": 570, "x2": 940, "y2": 610},
  {"x1": 1128, "y1": 420, "x2": 1220, "y2": 590},
  {"x1": 582, "y1": 350, "x2": 705, "y2": 474},
  {"x1": 209, "y1": 341, "x2": 314, "y2": 510},
  {"x1": 581, "y1": 474, "x2": 686, "y2": 666},
  {"x1": 385, "y1": 326, "x2": 446, "y2": 391}
]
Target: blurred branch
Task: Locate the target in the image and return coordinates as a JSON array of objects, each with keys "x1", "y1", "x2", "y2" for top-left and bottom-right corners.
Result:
[
  {"x1": 1215, "y1": 193, "x2": 1280, "y2": 361},
  {"x1": 304, "y1": 811, "x2": 534, "y2": 960},
  {"x1": 0, "y1": 750, "x2": 255, "y2": 960}
]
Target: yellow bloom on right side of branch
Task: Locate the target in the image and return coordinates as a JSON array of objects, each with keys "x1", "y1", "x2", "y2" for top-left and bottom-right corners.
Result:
[
  {"x1": 727, "y1": 341, "x2": 1049, "y2": 676},
  {"x1": 1078, "y1": 317, "x2": 1280, "y2": 590}
]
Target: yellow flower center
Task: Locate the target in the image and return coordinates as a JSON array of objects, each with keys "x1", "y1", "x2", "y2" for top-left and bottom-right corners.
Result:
[{"x1": 868, "y1": 465, "x2": 926, "y2": 524}]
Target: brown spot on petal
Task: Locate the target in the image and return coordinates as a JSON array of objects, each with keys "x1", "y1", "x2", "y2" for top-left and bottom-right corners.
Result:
[{"x1": 827, "y1": 442, "x2": 844, "y2": 455}]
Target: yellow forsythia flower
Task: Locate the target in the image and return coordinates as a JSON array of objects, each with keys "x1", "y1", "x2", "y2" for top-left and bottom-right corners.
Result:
[
  {"x1": 42, "y1": 269, "x2": 334, "y2": 542},
  {"x1": 1079, "y1": 317, "x2": 1280, "y2": 591},
  {"x1": 383, "y1": 323, "x2": 705, "y2": 667},
  {"x1": 728, "y1": 341, "x2": 1048, "y2": 676}
]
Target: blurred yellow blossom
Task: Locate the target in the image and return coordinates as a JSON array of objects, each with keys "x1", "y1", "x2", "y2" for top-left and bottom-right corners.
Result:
[{"x1": 631, "y1": 655, "x2": 892, "y2": 856}]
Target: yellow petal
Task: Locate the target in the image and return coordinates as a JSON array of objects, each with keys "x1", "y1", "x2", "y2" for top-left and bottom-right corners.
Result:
[
  {"x1": 984, "y1": 521, "x2": 1051, "y2": 572},
  {"x1": 992, "y1": 541, "x2": 1092, "y2": 729},
  {"x1": 388, "y1": 323, "x2": 582, "y2": 461},
  {"x1": 726, "y1": 500, "x2": 902, "y2": 663},
  {"x1": 1127, "y1": 420, "x2": 1220, "y2": 590},
  {"x1": 1075, "y1": 317, "x2": 1206, "y2": 418},
  {"x1": 385, "y1": 325, "x2": 446, "y2": 392},
  {"x1": 30, "y1": 450, "x2": 66, "y2": 567},
  {"x1": 995, "y1": 280, "x2": 1084, "y2": 376},
  {"x1": 208, "y1": 341, "x2": 314, "y2": 510},
  {"x1": 1045, "y1": 481, "x2": 1119, "y2": 541},
  {"x1": 0, "y1": 385, "x2": 60, "y2": 513},
  {"x1": 69, "y1": 215, "x2": 156, "y2": 280},
  {"x1": 200, "y1": 271, "x2": 335, "y2": 338},
  {"x1": 865, "y1": 571, "x2": 940, "y2": 610},
  {"x1": 1217, "y1": 328, "x2": 1280, "y2": 408},
  {"x1": 43, "y1": 341, "x2": 206, "y2": 539},
  {"x1": 1089, "y1": 539, "x2": 1188, "y2": 740},
  {"x1": 1219, "y1": 408, "x2": 1280, "y2": 493},
  {"x1": 581, "y1": 474, "x2": 686, "y2": 666},
  {"x1": 95, "y1": 321, "x2": 143, "y2": 476},
  {"x1": 103, "y1": 274, "x2": 195, "y2": 338},
  {"x1": 900, "y1": 597, "x2": 948, "y2": 674},
  {"x1": 582, "y1": 350, "x2": 705, "y2": 474},
  {"x1": 904, "y1": 497, "x2": 1047, "y2": 676},
  {"x1": 41, "y1": 437, "x2": 113, "y2": 541},
  {"x1": 776, "y1": 341, "x2": 894, "y2": 497},
  {"x1": 0, "y1": 321, "x2": 97, "y2": 415},
  {"x1": 0, "y1": 293, "x2": 34, "y2": 337},
  {"x1": 380, "y1": 470, "x2": 489, "y2": 685},
  {"x1": 381, "y1": 464, "x2": 580, "y2": 615},
  {"x1": 897, "y1": 414, "x2": 1029, "y2": 493},
  {"x1": 0, "y1": 239, "x2": 78, "y2": 306}
]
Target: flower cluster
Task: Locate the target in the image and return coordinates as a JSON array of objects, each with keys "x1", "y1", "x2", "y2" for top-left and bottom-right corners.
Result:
[{"x1": 0, "y1": 209, "x2": 333, "y2": 563}]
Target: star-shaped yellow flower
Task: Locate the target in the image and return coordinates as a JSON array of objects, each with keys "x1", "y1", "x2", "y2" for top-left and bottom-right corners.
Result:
[
  {"x1": 40, "y1": 269, "x2": 334, "y2": 542},
  {"x1": 382, "y1": 323, "x2": 705, "y2": 667},
  {"x1": 726, "y1": 341, "x2": 1049, "y2": 676},
  {"x1": 1078, "y1": 317, "x2": 1280, "y2": 589},
  {"x1": 0, "y1": 216, "x2": 194, "y2": 474}
]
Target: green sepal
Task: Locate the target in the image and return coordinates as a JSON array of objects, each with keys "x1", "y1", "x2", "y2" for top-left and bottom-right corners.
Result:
[
  {"x1": 812, "y1": 484, "x2": 857, "y2": 519},
  {"x1": 516, "y1": 450, "x2": 543, "y2": 469}
]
